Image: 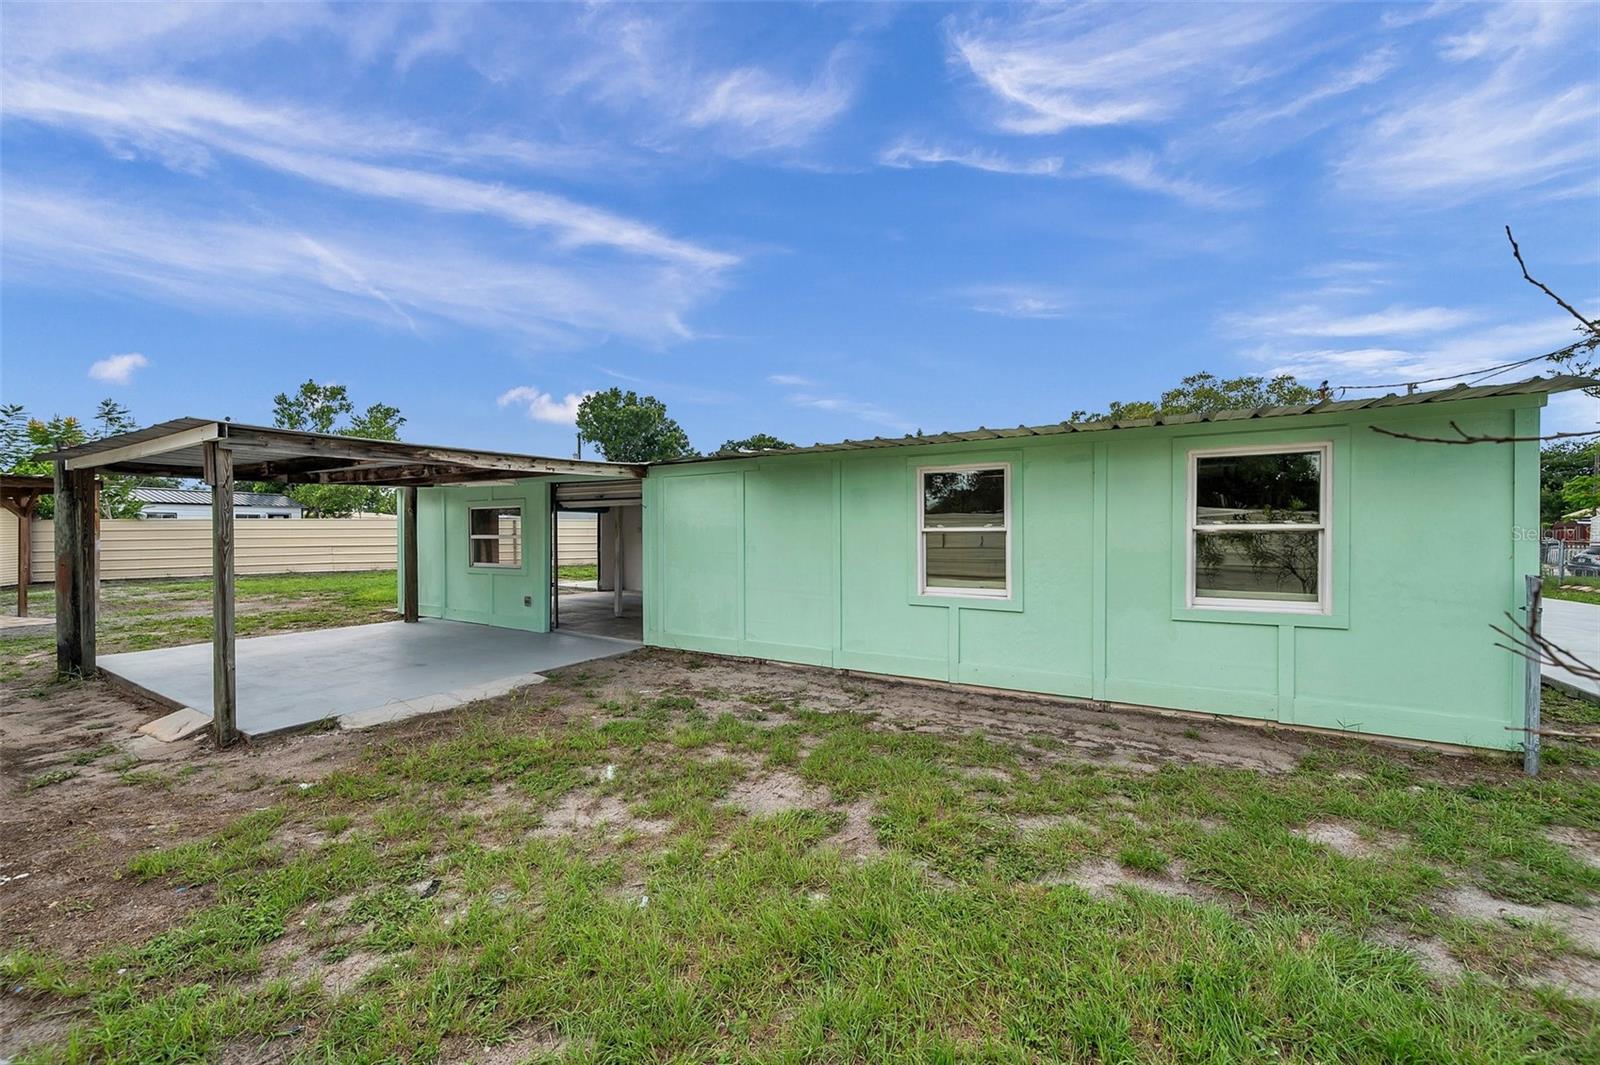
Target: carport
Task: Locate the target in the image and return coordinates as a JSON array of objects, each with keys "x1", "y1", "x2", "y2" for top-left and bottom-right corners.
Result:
[{"x1": 45, "y1": 419, "x2": 642, "y2": 743}]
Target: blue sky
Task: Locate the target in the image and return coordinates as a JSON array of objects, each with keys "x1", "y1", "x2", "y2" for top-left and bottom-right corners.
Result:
[{"x1": 2, "y1": 1, "x2": 1597, "y2": 455}]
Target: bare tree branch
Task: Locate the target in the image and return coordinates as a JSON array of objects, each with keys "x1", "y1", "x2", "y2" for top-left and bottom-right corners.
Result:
[
  {"x1": 1371, "y1": 421, "x2": 1600, "y2": 445},
  {"x1": 1491, "y1": 611, "x2": 1600, "y2": 683},
  {"x1": 1507, "y1": 225, "x2": 1599, "y2": 333}
]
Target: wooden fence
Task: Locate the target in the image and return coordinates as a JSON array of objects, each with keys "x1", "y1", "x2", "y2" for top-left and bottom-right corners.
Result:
[{"x1": 2, "y1": 511, "x2": 599, "y2": 585}]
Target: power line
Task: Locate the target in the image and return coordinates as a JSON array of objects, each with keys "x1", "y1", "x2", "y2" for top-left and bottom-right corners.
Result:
[{"x1": 1332, "y1": 350, "x2": 1557, "y2": 395}]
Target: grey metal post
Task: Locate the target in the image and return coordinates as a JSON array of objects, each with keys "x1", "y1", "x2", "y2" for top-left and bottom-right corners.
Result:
[{"x1": 1524, "y1": 574, "x2": 1542, "y2": 776}]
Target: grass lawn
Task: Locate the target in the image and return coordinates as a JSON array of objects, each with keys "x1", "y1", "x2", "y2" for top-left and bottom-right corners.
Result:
[
  {"x1": 3, "y1": 573, "x2": 1600, "y2": 1061},
  {"x1": 558, "y1": 565, "x2": 598, "y2": 582},
  {"x1": 1545, "y1": 575, "x2": 1600, "y2": 607}
]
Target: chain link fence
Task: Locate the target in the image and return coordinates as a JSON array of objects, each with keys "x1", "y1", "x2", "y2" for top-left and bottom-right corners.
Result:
[{"x1": 1541, "y1": 537, "x2": 1600, "y2": 581}]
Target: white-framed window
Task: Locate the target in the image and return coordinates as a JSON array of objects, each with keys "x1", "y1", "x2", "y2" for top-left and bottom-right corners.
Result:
[
  {"x1": 468, "y1": 505, "x2": 523, "y2": 568},
  {"x1": 1187, "y1": 442, "x2": 1330, "y2": 613},
  {"x1": 917, "y1": 463, "x2": 1010, "y2": 598}
]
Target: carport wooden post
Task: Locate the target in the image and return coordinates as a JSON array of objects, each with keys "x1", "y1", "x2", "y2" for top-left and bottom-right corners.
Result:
[
  {"x1": 401, "y1": 486, "x2": 419, "y2": 623},
  {"x1": 206, "y1": 441, "x2": 239, "y2": 747},
  {"x1": 53, "y1": 465, "x2": 97, "y2": 676}
]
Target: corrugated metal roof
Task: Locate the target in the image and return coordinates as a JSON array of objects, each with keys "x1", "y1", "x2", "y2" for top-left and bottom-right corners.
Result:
[
  {"x1": 131, "y1": 487, "x2": 300, "y2": 509},
  {"x1": 671, "y1": 374, "x2": 1598, "y2": 464}
]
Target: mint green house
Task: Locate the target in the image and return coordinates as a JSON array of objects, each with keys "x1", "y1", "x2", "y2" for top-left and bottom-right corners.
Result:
[{"x1": 412, "y1": 377, "x2": 1590, "y2": 750}]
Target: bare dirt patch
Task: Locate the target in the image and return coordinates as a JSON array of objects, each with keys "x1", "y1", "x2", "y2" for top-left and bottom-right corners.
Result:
[
  {"x1": 446, "y1": 1028, "x2": 572, "y2": 1064},
  {"x1": 723, "y1": 770, "x2": 829, "y2": 816},
  {"x1": 532, "y1": 790, "x2": 670, "y2": 838},
  {"x1": 1295, "y1": 821, "x2": 1402, "y2": 859},
  {"x1": 1372, "y1": 928, "x2": 1465, "y2": 981},
  {"x1": 825, "y1": 799, "x2": 883, "y2": 859},
  {"x1": 1548, "y1": 826, "x2": 1600, "y2": 869},
  {"x1": 1047, "y1": 858, "x2": 1214, "y2": 902}
]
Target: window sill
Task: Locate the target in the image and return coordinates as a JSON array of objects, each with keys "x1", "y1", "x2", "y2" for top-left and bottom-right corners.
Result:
[
  {"x1": 1171, "y1": 604, "x2": 1348, "y2": 629},
  {"x1": 910, "y1": 592, "x2": 1025, "y2": 613}
]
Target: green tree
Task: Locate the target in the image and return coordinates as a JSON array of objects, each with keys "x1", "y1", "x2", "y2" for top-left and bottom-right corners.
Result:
[
  {"x1": 576, "y1": 388, "x2": 695, "y2": 463},
  {"x1": 1069, "y1": 372, "x2": 1321, "y2": 424},
  {"x1": 1541, "y1": 439, "x2": 1599, "y2": 524},
  {"x1": 0, "y1": 401, "x2": 168, "y2": 518},
  {"x1": 718, "y1": 433, "x2": 795, "y2": 454},
  {"x1": 256, "y1": 381, "x2": 407, "y2": 517},
  {"x1": 272, "y1": 380, "x2": 354, "y2": 434}
]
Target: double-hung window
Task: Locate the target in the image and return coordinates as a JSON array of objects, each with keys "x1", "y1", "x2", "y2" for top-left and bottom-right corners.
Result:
[
  {"x1": 918, "y1": 464, "x2": 1010, "y2": 598},
  {"x1": 468, "y1": 506, "x2": 523, "y2": 568},
  {"x1": 1188, "y1": 444, "x2": 1329, "y2": 612}
]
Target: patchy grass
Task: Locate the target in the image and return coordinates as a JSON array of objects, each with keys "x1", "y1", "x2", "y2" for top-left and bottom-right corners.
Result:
[
  {"x1": 7, "y1": 681, "x2": 1600, "y2": 1063},
  {"x1": 0, "y1": 571, "x2": 400, "y2": 655},
  {"x1": 558, "y1": 564, "x2": 598, "y2": 582},
  {"x1": 1544, "y1": 575, "x2": 1600, "y2": 606}
]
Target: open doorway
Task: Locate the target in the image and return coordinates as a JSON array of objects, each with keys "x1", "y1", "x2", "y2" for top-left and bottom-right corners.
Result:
[{"x1": 551, "y1": 479, "x2": 642, "y2": 641}]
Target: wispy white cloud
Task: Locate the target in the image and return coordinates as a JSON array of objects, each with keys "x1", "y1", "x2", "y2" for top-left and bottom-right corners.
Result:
[
  {"x1": 1222, "y1": 47, "x2": 1396, "y2": 130},
  {"x1": 2, "y1": 76, "x2": 730, "y2": 270},
  {"x1": 946, "y1": 5, "x2": 1297, "y2": 134},
  {"x1": 497, "y1": 385, "x2": 591, "y2": 424},
  {"x1": 2, "y1": 187, "x2": 718, "y2": 347},
  {"x1": 1224, "y1": 304, "x2": 1477, "y2": 339},
  {"x1": 1075, "y1": 153, "x2": 1240, "y2": 209},
  {"x1": 1338, "y1": 3, "x2": 1600, "y2": 200},
  {"x1": 787, "y1": 392, "x2": 915, "y2": 434},
  {"x1": 956, "y1": 284, "x2": 1071, "y2": 320},
  {"x1": 686, "y1": 47, "x2": 856, "y2": 153},
  {"x1": 767, "y1": 373, "x2": 813, "y2": 387},
  {"x1": 87, "y1": 352, "x2": 149, "y2": 385},
  {"x1": 878, "y1": 140, "x2": 1061, "y2": 176}
]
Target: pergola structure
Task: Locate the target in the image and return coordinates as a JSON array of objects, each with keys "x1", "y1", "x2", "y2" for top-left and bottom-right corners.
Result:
[
  {"x1": 1, "y1": 473, "x2": 60, "y2": 618},
  {"x1": 44, "y1": 418, "x2": 643, "y2": 746}
]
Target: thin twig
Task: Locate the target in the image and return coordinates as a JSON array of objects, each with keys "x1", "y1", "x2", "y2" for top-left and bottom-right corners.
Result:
[
  {"x1": 1492, "y1": 611, "x2": 1600, "y2": 683},
  {"x1": 1507, "y1": 225, "x2": 1600, "y2": 332},
  {"x1": 1371, "y1": 422, "x2": 1600, "y2": 445}
]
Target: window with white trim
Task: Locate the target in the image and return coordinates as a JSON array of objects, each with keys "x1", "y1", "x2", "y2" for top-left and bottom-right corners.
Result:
[
  {"x1": 468, "y1": 506, "x2": 523, "y2": 568},
  {"x1": 1188, "y1": 444, "x2": 1329, "y2": 611},
  {"x1": 918, "y1": 464, "x2": 1010, "y2": 597}
]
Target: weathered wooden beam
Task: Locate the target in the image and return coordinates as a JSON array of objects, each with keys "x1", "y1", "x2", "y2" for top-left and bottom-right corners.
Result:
[
  {"x1": 315, "y1": 464, "x2": 528, "y2": 487},
  {"x1": 220, "y1": 428, "x2": 644, "y2": 479},
  {"x1": 53, "y1": 466, "x2": 97, "y2": 676},
  {"x1": 64, "y1": 422, "x2": 219, "y2": 470},
  {"x1": 401, "y1": 487, "x2": 419, "y2": 623},
  {"x1": 207, "y1": 441, "x2": 240, "y2": 748}
]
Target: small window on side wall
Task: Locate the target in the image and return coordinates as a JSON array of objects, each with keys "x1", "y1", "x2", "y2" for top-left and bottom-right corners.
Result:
[
  {"x1": 1188, "y1": 444, "x2": 1329, "y2": 612},
  {"x1": 469, "y1": 506, "x2": 523, "y2": 568},
  {"x1": 919, "y1": 464, "x2": 1009, "y2": 598}
]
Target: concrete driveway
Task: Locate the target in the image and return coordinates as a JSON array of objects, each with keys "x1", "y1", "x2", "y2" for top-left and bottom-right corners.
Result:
[{"x1": 1542, "y1": 597, "x2": 1600, "y2": 699}]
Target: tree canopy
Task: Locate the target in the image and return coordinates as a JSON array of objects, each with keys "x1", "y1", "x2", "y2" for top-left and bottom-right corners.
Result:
[
  {"x1": 0, "y1": 399, "x2": 171, "y2": 518},
  {"x1": 718, "y1": 433, "x2": 795, "y2": 454},
  {"x1": 576, "y1": 388, "x2": 696, "y2": 463},
  {"x1": 1542, "y1": 439, "x2": 1599, "y2": 524},
  {"x1": 262, "y1": 380, "x2": 406, "y2": 517},
  {"x1": 1069, "y1": 372, "x2": 1321, "y2": 424}
]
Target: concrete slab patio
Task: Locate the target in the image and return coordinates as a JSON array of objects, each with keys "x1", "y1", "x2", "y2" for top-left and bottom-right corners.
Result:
[
  {"x1": 101, "y1": 618, "x2": 640, "y2": 738},
  {"x1": 1543, "y1": 597, "x2": 1600, "y2": 701}
]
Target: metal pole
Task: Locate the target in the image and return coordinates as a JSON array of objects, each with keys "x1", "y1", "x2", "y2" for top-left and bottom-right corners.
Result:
[
  {"x1": 1524, "y1": 574, "x2": 1542, "y2": 776},
  {"x1": 612, "y1": 506, "x2": 624, "y2": 619},
  {"x1": 550, "y1": 502, "x2": 559, "y2": 631}
]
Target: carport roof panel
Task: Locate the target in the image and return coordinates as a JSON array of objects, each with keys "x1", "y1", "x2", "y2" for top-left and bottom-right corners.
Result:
[{"x1": 41, "y1": 418, "x2": 645, "y2": 485}]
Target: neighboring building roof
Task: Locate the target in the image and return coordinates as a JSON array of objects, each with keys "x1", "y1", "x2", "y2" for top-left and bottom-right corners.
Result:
[
  {"x1": 131, "y1": 487, "x2": 301, "y2": 509},
  {"x1": 671, "y1": 374, "x2": 1598, "y2": 464}
]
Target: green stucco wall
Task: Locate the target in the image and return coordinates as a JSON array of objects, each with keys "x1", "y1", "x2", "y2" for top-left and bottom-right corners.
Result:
[
  {"x1": 644, "y1": 396, "x2": 1543, "y2": 749},
  {"x1": 407, "y1": 480, "x2": 551, "y2": 632}
]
